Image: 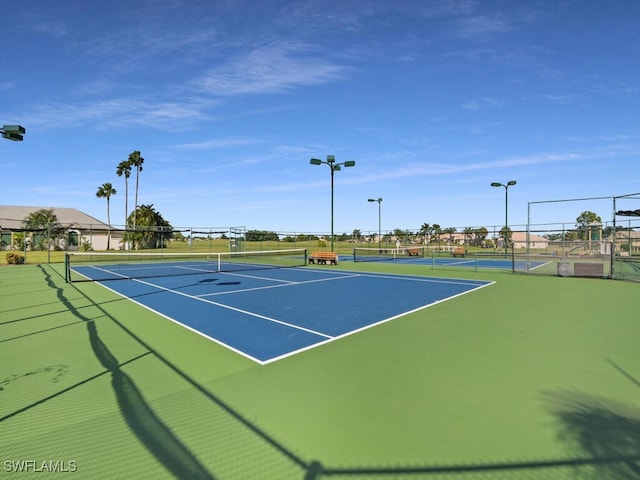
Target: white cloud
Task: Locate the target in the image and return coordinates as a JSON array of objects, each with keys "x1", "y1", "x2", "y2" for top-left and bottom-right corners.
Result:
[
  {"x1": 24, "y1": 96, "x2": 215, "y2": 131},
  {"x1": 455, "y1": 14, "x2": 513, "y2": 39},
  {"x1": 195, "y1": 42, "x2": 351, "y2": 96},
  {"x1": 171, "y1": 137, "x2": 263, "y2": 150},
  {"x1": 462, "y1": 97, "x2": 504, "y2": 111}
]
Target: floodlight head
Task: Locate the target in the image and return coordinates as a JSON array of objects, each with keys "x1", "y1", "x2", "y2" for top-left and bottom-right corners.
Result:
[
  {"x1": 507, "y1": 180, "x2": 517, "y2": 186},
  {"x1": 327, "y1": 155, "x2": 335, "y2": 163},
  {"x1": 344, "y1": 160, "x2": 356, "y2": 167},
  {"x1": 1, "y1": 124, "x2": 26, "y2": 142},
  {"x1": 2, "y1": 125, "x2": 25, "y2": 134},
  {"x1": 368, "y1": 198, "x2": 375, "y2": 202},
  {"x1": 310, "y1": 158, "x2": 322, "y2": 165},
  {"x1": 2, "y1": 132, "x2": 23, "y2": 141},
  {"x1": 491, "y1": 182, "x2": 502, "y2": 187}
]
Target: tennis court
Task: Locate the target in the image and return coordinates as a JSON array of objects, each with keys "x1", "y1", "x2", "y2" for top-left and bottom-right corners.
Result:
[
  {"x1": 66, "y1": 253, "x2": 492, "y2": 364},
  {"x1": 2, "y1": 259, "x2": 639, "y2": 479},
  {"x1": 351, "y1": 246, "x2": 548, "y2": 270}
]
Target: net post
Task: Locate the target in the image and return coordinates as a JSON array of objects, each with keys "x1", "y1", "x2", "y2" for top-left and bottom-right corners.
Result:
[{"x1": 64, "y1": 253, "x2": 70, "y2": 283}]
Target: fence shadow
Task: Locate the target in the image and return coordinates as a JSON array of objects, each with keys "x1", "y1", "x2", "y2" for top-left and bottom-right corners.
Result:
[
  {"x1": 30, "y1": 265, "x2": 215, "y2": 479},
  {"x1": 39, "y1": 264, "x2": 308, "y2": 478}
]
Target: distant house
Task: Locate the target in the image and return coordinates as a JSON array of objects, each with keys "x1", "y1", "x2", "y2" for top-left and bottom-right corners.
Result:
[
  {"x1": 511, "y1": 231, "x2": 549, "y2": 250},
  {"x1": 615, "y1": 230, "x2": 640, "y2": 255},
  {"x1": 0, "y1": 205, "x2": 121, "y2": 251}
]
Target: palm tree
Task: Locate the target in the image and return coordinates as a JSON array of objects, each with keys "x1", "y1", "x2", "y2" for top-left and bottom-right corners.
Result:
[
  {"x1": 116, "y1": 159, "x2": 132, "y2": 243},
  {"x1": 432, "y1": 224, "x2": 442, "y2": 246},
  {"x1": 96, "y1": 182, "x2": 117, "y2": 250},
  {"x1": 463, "y1": 227, "x2": 474, "y2": 247},
  {"x1": 127, "y1": 204, "x2": 170, "y2": 249},
  {"x1": 128, "y1": 150, "x2": 145, "y2": 232},
  {"x1": 419, "y1": 223, "x2": 433, "y2": 247},
  {"x1": 444, "y1": 227, "x2": 456, "y2": 245}
]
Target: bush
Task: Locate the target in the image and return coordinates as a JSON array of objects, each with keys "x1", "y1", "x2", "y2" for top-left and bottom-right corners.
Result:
[{"x1": 6, "y1": 252, "x2": 25, "y2": 264}]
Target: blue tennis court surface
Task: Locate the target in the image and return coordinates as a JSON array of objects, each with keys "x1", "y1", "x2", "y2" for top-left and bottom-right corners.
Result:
[
  {"x1": 73, "y1": 264, "x2": 493, "y2": 364},
  {"x1": 354, "y1": 256, "x2": 547, "y2": 270}
]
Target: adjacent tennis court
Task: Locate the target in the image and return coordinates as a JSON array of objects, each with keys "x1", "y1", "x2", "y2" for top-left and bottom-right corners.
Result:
[
  {"x1": 66, "y1": 252, "x2": 492, "y2": 364},
  {"x1": 352, "y1": 246, "x2": 549, "y2": 270}
]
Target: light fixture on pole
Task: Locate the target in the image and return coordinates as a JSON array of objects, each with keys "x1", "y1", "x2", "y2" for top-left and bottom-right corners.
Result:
[
  {"x1": 367, "y1": 197, "x2": 382, "y2": 249},
  {"x1": 491, "y1": 180, "x2": 517, "y2": 256},
  {"x1": 310, "y1": 155, "x2": 356, "y2": 252},
  {"x1": 1, "y1": 125, "x2": 26, "y2": 142}
]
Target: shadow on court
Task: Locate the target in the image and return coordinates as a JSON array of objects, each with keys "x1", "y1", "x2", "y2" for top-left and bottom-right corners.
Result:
[
  {"x1": 42, "y1": 265, "x2": 213, "y2": 479},
  {"x1": 2, "y1": 264, "x2": 639, "y2": 479},
  {"x1": 541, "y1": 360, "x2": 640, "y2": 480}
]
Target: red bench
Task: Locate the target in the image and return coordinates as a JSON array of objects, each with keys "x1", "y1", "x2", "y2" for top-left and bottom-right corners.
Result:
[{"x1": 452, "y1": 247, "x2": 466, "y2": 257}]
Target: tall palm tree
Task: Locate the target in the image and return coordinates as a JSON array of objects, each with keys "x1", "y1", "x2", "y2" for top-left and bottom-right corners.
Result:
[
  {"x1": 96, "y1": 182, "x2": 117, "y2": 250},
  {"x1": 419, "y1": 223, "x2": 433, "y2": 247},
  {"x1": 128, "y1": 150, "x2": 144, "y2": 233},
  {"x1": 444, "y1": 227, "x2": 456, "y2": 245},
  {"x1": 116, "y1": 160, "x2": 132, "y2": 226},
  {"x1": 116, "y1": 159, "x2": 132, "y2": 249}
]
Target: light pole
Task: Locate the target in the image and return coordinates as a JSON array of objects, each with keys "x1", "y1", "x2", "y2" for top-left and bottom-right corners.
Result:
[
  {"x1": 368, "y1": 197, "x2": 382, "y2": 249},
  {"x1": 310, "y1": 155, "x2": 356, "y2": 252},
  {"x1": 491, "y1": 180, "x2": 517, "y2": 256},
  {"x1": 1, "y1": 125, "x2": 26, "y2": 142}
]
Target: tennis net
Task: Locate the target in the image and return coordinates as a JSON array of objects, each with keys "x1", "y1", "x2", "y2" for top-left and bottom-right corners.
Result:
[
  {"x1": 353, "y1": 246, "x2": 426, "y2": 262},
  {"x1": 65, "y1": 248, "x2": 308, "y2": 282}
]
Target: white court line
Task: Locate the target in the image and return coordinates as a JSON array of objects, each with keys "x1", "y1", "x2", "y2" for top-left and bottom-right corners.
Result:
[
  {"x1": 262, "y1": 280, "x2": 496, "y2": 364},
  {"x1": 81, "y1": 264, "x2": 495, "y2": 365},
  {"x1": 197, "y1": 274, "x2": 362, "y2": 297},
  {"x1": 528, "y1": 261, "x2": 552, "y2": 271},
  {"x1": 122, "y1": 276, "x2": 333, "y2": 340},
  {"x1": 346, "y1": 271, "x2": 488, "y2": 287},
  {"x1": 438, "y1": 260, "x2": 476, "y2": 266}
]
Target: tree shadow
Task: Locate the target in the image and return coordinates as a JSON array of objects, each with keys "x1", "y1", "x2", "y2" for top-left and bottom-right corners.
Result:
[{"x1": 543, "y1": 365, "x2": 640, "y2": 479}]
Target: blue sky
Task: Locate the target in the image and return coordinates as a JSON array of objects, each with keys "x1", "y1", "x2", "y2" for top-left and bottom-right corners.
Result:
[{"x1": 1, "y1": 0, "x2": 639, "y2": 235}]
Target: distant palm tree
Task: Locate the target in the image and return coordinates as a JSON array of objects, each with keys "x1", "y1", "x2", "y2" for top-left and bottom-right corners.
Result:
[
  {"x1": 116, "y1": 159, "x2": 133, "y2": 249},
  {"x1": 96, "y1": 182, "x2": 117, "y2": 250},
  {"x1": 419, "y1": 223, "x2": 433, "y2": 246},
  {"x1": 444, "y1": 227, "x2": 456, "y2": 245},
  {"x1": 128, "y1": 150, "x2": 145, "y2": 232},
  {"x1": 463, "y1": 227, "x2": 474, "y2": 247},
  {"x1": 127, "y1": 204, "x2": 171, "y2": 249},
  {"x1": 116, "y1": 159, "x2": 132, "y2": 228}
]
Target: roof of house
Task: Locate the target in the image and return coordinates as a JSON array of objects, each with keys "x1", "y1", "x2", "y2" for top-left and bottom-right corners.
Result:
[
  {"x1": 511, "y1": 231, "x2": 549, "y2": 243},
  {"x1": 0, "y1": 205, "x2": 109, "y2": 231},
  {"x1": 615, "y1": 230, "x2": 640, "y2": 239}
]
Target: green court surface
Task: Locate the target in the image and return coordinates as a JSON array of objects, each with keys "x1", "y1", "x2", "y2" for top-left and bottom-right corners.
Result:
[{"x1": 1, "y1": 262, "x2": 639, "y2": 479}]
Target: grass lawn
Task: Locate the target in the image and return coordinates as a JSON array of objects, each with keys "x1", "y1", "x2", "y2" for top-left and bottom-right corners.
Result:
[{"x1": 1, "y1": 260, "x2": 639, "y2": 479}]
